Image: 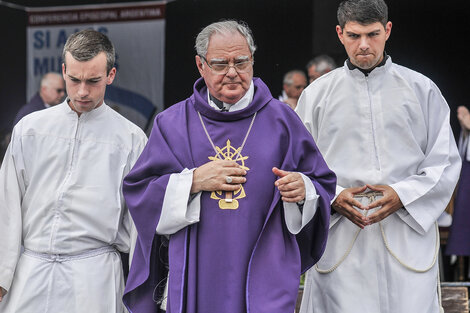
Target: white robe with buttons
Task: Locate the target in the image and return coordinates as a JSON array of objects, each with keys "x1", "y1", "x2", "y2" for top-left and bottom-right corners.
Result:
[
  {"x1": 295, "y1": 58, "x2": 461, "y2": 313},
  {"x1": 0, "y1": 101, "x2": 147, "y2": 313}
]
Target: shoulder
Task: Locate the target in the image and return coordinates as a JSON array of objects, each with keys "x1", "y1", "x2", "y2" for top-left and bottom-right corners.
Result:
[
  {"x1": 13, "y1": 97, "x2": 47, "y2": 125},
  {"x1": 17, "y1": 101, "x2": 41, "y2": 114},
  {"x1": 11, "y1": 104, "x2": 64, "y2": 144},
  {"x1": 105, "y1": 105, "x2": 145, "y2": 132},
  {"x1": 158, "y1": 99, "x2": 188, "y2": 118},
  {"x1": 102, "y1": 105, "x2": 148, "y2": 145},
  {"x1": 388, "y1": 62, "x2": 442, "y2": 97},
  {"x1": 153, "y1": 98, "x2": 191, "y2": 130},
  {"x1": 296, "y1": 67, "x2": 346, "y2": 117},
  {"x1": 390, "y1": 62, "x2": 435, "y2": 87},
  {"x1": 262, "y1": 98, "x2": 309, "y2": 131},
  {"x1": 303, "y1": 67, "x2": 346, "y2": 97},
  {"x1": 16, "y1": 103, "x2": 62, "y2": 127},
  {"x1": 266, "y1": 98, "x2": 297, "y2": 116},
  {"x1": 13, "y1": 104, "x2": 36, "y2": 125}
]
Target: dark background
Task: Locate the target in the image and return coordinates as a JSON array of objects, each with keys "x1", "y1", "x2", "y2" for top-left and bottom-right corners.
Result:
[{"x1": 1, "y1": 0, "x2": 468, "y2": 137}]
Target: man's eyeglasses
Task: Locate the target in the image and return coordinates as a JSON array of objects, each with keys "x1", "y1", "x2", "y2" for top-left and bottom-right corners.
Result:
[{"x1": 199, "y1": 55, "x2": 254, "y2": 75}]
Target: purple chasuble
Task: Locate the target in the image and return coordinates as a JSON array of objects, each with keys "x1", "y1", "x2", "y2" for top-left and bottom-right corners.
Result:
[{"x1": 123, "y1": 77, "x2": 336, "y2": 313}]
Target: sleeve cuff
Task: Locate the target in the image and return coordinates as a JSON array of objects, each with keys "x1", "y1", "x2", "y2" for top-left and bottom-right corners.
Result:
[
  {"x1": 156, "y1": 168, "x2": 201, "y2": 235},
  {"x1": 283, "y1": 173, "x2": 319, "y2": 234}
]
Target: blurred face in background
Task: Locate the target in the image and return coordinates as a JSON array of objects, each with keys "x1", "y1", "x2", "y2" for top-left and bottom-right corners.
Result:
[
  {"x1": 284, "y1": 73, "x2": 307, "y2": 100},
  {"x1": 40, "y1": 74, "x2": 66, "y2": 106}
]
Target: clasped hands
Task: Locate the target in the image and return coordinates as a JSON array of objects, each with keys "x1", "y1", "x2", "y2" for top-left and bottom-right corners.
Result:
[
  {"x1": 191, "y1": 160, "x2": 305, "y2": 203},
  {"x1": 332, "y1": 184, "x2": 403, "y2": 229}
]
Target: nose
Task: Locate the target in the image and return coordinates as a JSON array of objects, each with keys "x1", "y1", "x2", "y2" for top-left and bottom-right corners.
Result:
[
  {"x1": 225, "y1": 65, "x2": 238, "y2": 78},
  {"x1": 359, "y1": 36, "x2": 369, "y2": 51},
  {"x1": 77, "y1": 82, "x2": 88, "y2": 98}
]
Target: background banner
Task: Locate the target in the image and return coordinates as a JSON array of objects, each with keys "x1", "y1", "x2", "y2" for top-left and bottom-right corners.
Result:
[{"x1": 26, "y1": 1, "x2": 166, "y2": 130}]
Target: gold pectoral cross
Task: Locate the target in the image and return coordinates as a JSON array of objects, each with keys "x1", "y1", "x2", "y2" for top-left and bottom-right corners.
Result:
[
  {"x1": 225, "y1": 191, "x2": 233, "y2": 203},
  {"x1": 208, "y1": 139, "x2": 249, "y2": 210},
  {"x1": 211, "y1": 186, "x2": 246, "y2": 209}
]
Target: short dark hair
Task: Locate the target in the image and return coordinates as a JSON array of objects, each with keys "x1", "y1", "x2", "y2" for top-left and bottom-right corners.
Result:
[
  {"x1": 337, "y1": 0, "x2": 388, "y2": 29},
  {"x1": 62, "y1": 29, "x2": 115, "y2": 74}
]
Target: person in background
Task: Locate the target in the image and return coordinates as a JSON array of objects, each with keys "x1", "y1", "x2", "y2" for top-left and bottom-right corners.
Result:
[
  {"x1": 280, "y1": 69, "x2": 308, "y2": 110},
  {"x1": 446, "y1": 105, "x2": 470, "y2": 278},
  {"x1": 306, "y1": 54, "x2": 337, "y2": 83},
  {"x1": 12, "y1": 72, "x2": 66, "y2": 127}
]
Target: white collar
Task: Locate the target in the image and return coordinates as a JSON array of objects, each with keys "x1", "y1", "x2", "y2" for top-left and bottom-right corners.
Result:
[{"x1": 207, "y1": 80, "x2": 254, "y2": 112}]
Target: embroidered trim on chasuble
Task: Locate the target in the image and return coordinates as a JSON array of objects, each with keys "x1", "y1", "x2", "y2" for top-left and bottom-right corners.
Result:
[
  {"x1": 197, "y1": 111, "x2": 257, "y2": 210},
  {"x1": 208, "y1": 139, "x2": 249, "y2": 209}
]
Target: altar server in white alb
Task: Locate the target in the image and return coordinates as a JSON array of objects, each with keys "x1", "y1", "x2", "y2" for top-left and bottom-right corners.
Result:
[
  {"x1": 0, "y1": 29, "x2": 147, "y2": 312},
  {"x1": 296, "y1": 0, "x2": 461, "y2": 312}
]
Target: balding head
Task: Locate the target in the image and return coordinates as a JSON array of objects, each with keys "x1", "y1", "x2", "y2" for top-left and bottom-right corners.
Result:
[
  {"x1": 306, "y1": 55, "x2": 337, "y2": 83},
  {"x1": 283, "y1": 70, "x2": 307, "y2": 99},
  {"x1": 39, "y1": 72, "x2": 66, "y2": 106}
]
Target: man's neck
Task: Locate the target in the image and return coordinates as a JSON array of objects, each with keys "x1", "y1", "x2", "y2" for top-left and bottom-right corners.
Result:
[
  {"x1": 207, "y1": 81, "x2": 254, "y2": 112},
  {"x1": 209, "y1": 94, "x2": 229, "y2": 112},
  {"x1": 347, "y1": 53, "x2": 388, "y2": 76}
]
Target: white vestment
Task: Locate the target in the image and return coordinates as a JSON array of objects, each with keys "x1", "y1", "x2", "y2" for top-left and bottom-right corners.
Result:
[
  {"x1": 0, "y1": 101, "x2": 147, "y2": 313},
  {"x1": 295, "y1": 58, "x2": 461, "y2": 313}
]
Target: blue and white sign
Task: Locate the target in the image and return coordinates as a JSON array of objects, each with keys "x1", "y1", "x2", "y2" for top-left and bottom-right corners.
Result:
[{"x1": 26, "y1": 1, "x2": 166, "y2": 130}]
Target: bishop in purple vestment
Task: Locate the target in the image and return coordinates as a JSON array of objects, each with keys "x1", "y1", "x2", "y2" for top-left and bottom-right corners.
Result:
[{"x1": 123, "y1": 20, "x2": 336, "y2": 313}]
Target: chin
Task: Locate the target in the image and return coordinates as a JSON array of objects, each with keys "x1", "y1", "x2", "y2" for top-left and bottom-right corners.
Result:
[
  {"x1": 75, "y1": 103, "x2": 96, "y2": 113},
  {"x1": 355, "y1": 62, "x2": 373, "y2": 70},
  {"x1": 222, "y1": 94, "x2": 243, "y2": 104}
]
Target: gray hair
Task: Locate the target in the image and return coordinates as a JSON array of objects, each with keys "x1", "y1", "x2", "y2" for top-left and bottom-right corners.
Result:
[
  {"x1": 62, "y1": 29, "x2": 115, "y2": 74},
  {"x1": 283, "y1": 70, "x2": 307, "y2": 85},
  {"x1": 40, "y1": 72, "x2": 63, "y2": 88},
  {"x1": 337, "y1": 0, "x2": 388, "y2": 29},
  {"x1": 306, "y1": 55, "x2": 337, "y2": 74},
  {"x1": 195, "y1": 20, "x2": 257, "y2": 59}
]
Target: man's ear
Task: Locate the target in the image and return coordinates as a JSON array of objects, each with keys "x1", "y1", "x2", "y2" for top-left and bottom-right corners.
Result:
[
  {"x1": 195, "y1": 55, "x2": 205, "y2": 77},
  {"x1": 336, "y1": 25, "x2": 345, "y2": 45},
  {"x1": 106, "y1": 67, "x2": 117, "y2": 85},
  {"x1": 385, "y1": 21, "x2": 392, "y2": 41}
]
